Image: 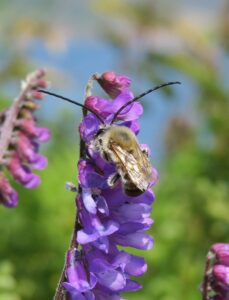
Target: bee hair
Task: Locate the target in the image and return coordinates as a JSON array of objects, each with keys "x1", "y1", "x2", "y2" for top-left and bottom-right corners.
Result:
[
  {"x1": 38, "y1": 89, "x2": 105, "y2": 124},
  {"x1": 110, "y1": 81, "x2": 181, "y2": 124}
]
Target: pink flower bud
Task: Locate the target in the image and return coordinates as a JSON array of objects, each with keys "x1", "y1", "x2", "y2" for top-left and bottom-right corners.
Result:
[
  {"x1": 97, "y1": 71, "x2": 131, "y2": 98},
  {"x1": 31, "y1": 90, "x2": 44, "y2": 100},
  {"x1": 37, "y1": 79, "x2": 48, "y2": 89}
]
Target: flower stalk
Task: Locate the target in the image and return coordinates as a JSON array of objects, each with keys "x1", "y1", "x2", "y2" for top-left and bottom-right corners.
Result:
[
  {"x1": 0, "y1": 69, "x2": 50, "y2": 207},
  {"x1": 0, "y1": 69, "x2": 45, "y2": 162},
  {"x1": 52, "y1": 71, "x2": 156, "y2": 300}
]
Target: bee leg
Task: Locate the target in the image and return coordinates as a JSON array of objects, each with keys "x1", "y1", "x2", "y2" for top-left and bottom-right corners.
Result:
[{"x1": 107, "y1": 172, "x2": 121, "y2": 188}]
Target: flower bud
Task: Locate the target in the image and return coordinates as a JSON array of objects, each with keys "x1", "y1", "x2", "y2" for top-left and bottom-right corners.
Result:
[{"x1": 96, "y1": 71, "x2": 131, "y2": 98}]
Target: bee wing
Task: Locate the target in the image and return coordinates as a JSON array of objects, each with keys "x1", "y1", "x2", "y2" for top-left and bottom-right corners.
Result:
[
  {"x1": 110, "y1": 142, "x2": 152, "y2": 191},
  {"x1": 134, "y1": 145, "x2": 154, "y2": 188}
]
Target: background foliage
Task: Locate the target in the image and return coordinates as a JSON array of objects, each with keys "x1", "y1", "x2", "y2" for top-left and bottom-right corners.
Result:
[{"x1": 0, "y1": 1, "x2": 229, "y2": 299}]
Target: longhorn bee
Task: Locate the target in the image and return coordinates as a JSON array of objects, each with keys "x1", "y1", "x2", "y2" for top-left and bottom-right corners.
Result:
[
  {"x1": 39, "y1": 81, "x2": 180, "y2": 197},
  {"x1": 92, "y1": 125, "x2": 152, "y2": 196}
]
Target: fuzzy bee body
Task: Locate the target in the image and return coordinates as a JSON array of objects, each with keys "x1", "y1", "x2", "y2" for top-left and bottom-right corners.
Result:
[{"x1": 93, "y1": 125, "x2": 153, "y2": 197}]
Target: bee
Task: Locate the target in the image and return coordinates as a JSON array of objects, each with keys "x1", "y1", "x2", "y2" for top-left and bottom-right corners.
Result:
[
  {"x1": 39, "y1": 81, "x2": 180, "y2": 197},
  {"x1": 92, "y1": 125, "x2": 152, "y2": 196}
]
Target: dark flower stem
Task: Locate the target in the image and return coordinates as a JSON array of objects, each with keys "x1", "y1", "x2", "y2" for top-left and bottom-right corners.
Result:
[
  {"x1": 202, "y1": 253, "x2": 211, "y2": 300},
  {"x1": 53, "y1": 76, "x2": 95, "y2": 300},
  {"x1": 0, "y1": 69, "x2": 45, "y2": 165}
]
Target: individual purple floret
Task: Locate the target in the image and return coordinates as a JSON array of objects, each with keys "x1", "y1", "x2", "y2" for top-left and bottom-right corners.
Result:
[
  {"x1": 0, "y1": 69, "x2": 51, "y2": 207},
  {"x1": 63, "y1": 248, "x2": 97, "y2": 299},
  {"x1": 63, "y1": 71, "x2": 157, "y2": 299},
  {"x1": 0, "y1": 172, "x2": 18, "y2": 208},
  {"x1": 201, "y1": 243, "x2": 229, "y2": 300}
]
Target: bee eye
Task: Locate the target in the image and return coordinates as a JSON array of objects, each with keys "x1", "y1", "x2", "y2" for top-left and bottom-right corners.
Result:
[{"x1": 99, "y1": 138, "x2": 103, "y2": 145}]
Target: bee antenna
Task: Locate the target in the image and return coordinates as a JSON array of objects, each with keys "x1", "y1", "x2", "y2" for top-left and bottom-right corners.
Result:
[
  {"x1": 110, "y1": 81, "x2": 181, "y2": 124},
  {"x1": 38, "y1": 89, "x2": 105, "y2": 124}
]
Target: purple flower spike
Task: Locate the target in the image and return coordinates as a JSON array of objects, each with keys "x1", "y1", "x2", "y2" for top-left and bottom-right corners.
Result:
[
  {"x1": 201, "y1": 243, "x2": 229, "y2": 300},
  {"x1": 63, "y1": 71, "x2": 157, "y2": 299},
  {"x1": 0, "y1": 69, "x2": 50, "y2": 206}
]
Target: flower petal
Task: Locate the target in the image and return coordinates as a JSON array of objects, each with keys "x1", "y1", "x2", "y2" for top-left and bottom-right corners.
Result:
[
  {"x1": 78, "y1": 160, "x2": 108, "y2": 189},
  {"x1": 96, "y1": 269, "x2": 126, "y2": 291},
  {"x1": 96, "y1": 195, "x2": 109, "y2": 215},
  {"x1": 77, "y1": 219, "x2": 119, "y2": 245},
  {"x1": 79, "y1": 113, "x2": 101, "y2": 143},
  {"x1": 118, "y1": 279, "x2": 142, "y2": 292},
  {"x1": 124, "y1": 255, "x2": 147, "y2": 276},
  {"x1": 82, "y1": 189, "x2": 97, "y2": 214},
  {"x1": 113, "y1": 232, "x2": 154, "y2": 250}
]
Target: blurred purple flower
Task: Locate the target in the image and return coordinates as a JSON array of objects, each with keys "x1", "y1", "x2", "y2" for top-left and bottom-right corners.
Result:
[
  {"x1": 16, "y1": 132, "x2": 48, "y2": 169},
  {"x1": 201, "y1": 243, "x2": 229, "y2": 300},
  {"x1": 0, "y1": 172, "x2": 18, "y2": 207},
  {"x1": 19, "y1": 118, "x2": 51, "y2": 142},
  {"x1": 8, "y1": 153, "x2": 41, "y2": 189},
  {"x1": 65, "y1": 72, "x2": 156, "y2": 299},
  {"x1": 0, "y1": 69, "x2": 50, "y2": 207}
]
